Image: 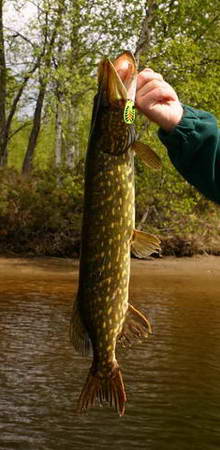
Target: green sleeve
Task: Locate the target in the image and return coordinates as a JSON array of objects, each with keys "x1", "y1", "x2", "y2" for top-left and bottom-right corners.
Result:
[{"x1": 158, "y1": 105, "x2": 220, "y2": 204}]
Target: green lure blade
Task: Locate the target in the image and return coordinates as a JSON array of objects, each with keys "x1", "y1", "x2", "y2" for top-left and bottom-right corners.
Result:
[{"x1": 123, "y1": 100, "x2": 136, "y2": 124}]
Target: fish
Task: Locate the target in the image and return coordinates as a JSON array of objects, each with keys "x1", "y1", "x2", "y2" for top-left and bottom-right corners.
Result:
[{"x1": 70, "y1": 51, "x2": 161, "y2": 416}]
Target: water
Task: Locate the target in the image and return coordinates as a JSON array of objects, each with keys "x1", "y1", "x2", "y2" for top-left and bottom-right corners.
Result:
[{"x1": 0, "y1": 256, "x2": 220, "y2": 450}]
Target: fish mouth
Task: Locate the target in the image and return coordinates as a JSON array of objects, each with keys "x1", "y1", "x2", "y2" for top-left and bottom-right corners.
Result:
[{"x1": 98, "y1": 51, "x2": 137, "y2": 106}]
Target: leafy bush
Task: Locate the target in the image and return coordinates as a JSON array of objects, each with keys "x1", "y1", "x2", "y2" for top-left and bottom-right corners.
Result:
[
  {"x1": 0, "y1": 166, "x2": 84, "y2": 256},
  {"x1": 1, "y1": 148, "x2": 220, "y2": 257}
]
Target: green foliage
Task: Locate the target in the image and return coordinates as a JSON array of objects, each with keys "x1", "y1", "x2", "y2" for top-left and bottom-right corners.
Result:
[
  {"x1": 0, "y1": 166, "x2": 84, "y2": 255},
  {"x1": 1, "y1": 0, "x2": 220, "y2": 255}
]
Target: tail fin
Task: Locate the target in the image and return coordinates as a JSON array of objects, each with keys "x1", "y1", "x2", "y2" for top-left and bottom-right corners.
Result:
[{"x1": 77, "y1": 363, "x2": 127, "y2": 416}]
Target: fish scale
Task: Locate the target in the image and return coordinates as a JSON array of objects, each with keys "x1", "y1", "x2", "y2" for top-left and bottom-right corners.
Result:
[{"x1": 70, "y1": 51, "x2": 161, "y2": 416}]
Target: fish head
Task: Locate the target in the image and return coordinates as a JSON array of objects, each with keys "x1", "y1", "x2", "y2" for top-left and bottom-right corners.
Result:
[
  {"x1": 96, "y1": 52, "x2": 138, "y2": 156},
  {"x1": 98, "y1": 51, "x2": 137, "y2": 107}
]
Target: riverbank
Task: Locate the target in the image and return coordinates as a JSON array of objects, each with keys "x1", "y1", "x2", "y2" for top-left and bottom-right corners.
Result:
[
  {"x1": 0, "y1": 254, "x2": 219, "y2": 287},
  {"x1": 1, "y1": 231, "x2": 220, "y2": 259},
  {"x1": 1, "y1": 167, "x2": 220, "y2": 258}
]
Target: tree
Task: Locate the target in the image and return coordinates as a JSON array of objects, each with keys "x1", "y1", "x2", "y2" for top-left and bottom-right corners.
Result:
[
  {"x1": 0, "y1": 0, "x2": 7, "y2": 165},
  {"x1": 22, "y1": 0, "x2": 66, "y2": 173},
  {"x1": 0, "y1": 0, "x2": 44, "y2": 166},
  {"x1": 133, "y1": 0, "x2": 220, "y2": 237},
  {"x1": 4, "y1": 0, "x2": 220, "y2": 175}
]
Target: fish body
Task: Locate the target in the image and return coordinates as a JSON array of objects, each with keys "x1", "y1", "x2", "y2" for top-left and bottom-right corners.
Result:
[{"x1": 71, "y1": 52, "x2": 161, "y2": 416}]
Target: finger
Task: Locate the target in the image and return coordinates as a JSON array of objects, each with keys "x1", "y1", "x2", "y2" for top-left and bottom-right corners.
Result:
[
  {"x1": 136, "y1": 85, "x2": 178, "y2": 111},
  {"x1": 137, "y1": 69, "x2": 163, "y2": 91},
  {"x1": 138, "y1": 79, "x2": 177, "y2": 100},
  {"x1": 137, "y1": 79, "x2": 165, "y2": 97}
]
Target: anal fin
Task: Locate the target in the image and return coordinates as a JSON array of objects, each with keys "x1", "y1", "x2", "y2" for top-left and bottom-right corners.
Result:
[
  {"x1": 131, "y1": 229, "x2": 161, "y2": 258},
  {"x1": 132, "y1": 141, "x2": 161, "y2": 169},
  {"x1": 118, "y1": 303, "x2": 152, "y2": 347},
  {"x1": 70, "y1": 298, "x2": 92, "y2": 356}
]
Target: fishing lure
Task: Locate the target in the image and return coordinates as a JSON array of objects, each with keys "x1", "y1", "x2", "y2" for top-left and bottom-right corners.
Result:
[{"x1": 123, "y1": 99, "x2": 136, "y2": 124}]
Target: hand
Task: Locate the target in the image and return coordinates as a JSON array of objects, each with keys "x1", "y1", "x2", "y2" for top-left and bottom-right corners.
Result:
[{"x1": 136, "y1": 69, "x2": 184, "y2": 132}]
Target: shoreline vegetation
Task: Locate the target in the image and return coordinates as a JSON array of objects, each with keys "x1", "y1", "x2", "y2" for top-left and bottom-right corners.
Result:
[
  {"x1": 0, "y1": 1, "x2": 219, "y2": 259},
  {"x1": 1, "y1": 167, "x2": 220, "y2": 259}
]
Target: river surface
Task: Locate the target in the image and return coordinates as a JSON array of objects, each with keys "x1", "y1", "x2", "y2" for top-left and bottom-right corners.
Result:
[{"x1": 0, "y1": 256, "x2": 220, "y2": 450}]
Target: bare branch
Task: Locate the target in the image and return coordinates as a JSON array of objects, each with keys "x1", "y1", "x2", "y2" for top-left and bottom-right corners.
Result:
[
  {"x1": 5, "y1": 57, "x2": 41, "y2": 136},
  {"x1": 8, "y1": 121, "x2": 32, "y2": 141},
  {"x1": 5, "y1": 27, "x2": 37, "y2": 48}
]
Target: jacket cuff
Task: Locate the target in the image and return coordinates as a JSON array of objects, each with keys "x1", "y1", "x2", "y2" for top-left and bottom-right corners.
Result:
[{"x1": 158, "y1": 105, "x2": 200, "y2": 145}]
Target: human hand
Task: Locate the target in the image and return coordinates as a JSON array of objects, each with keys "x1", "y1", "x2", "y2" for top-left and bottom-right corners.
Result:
[{"x1": 135, "y1": 69, "x2": 184, "y2": 132}]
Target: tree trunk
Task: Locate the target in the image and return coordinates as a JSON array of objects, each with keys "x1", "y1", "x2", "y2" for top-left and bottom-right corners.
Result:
[
  {"x1": 66, "y1": 142, "x2": 76, "y2": 169},
  {"x1": 135, "y1": 0, "x2": 155, "y2": 65},
  {"x1": 22, "y1": 0, "x2": 65, "y2": 174},
  {"x1": 65, "y1": 103, "x2": 78, "y2": 169},
  {"x1": 54, "y1": 32, "x2": 64, "y2": 168},
  {"x1": 0, "y1": 0, "x2": 7, "y2": 166},
  {"x1": 54, "y1": 99, "x2": 63, "y2": 167},
  {"x1": 22, "y1": 85, "x2": 45, "y2": 174}
]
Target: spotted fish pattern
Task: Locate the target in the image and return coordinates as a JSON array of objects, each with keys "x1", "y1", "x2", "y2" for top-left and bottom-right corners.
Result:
[{"x1": 70, "y1": 52, "x2": 161, "y2": 416}]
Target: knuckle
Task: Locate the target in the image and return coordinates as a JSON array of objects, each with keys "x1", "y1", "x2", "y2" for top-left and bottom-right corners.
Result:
[
  {"x1": 151, "y1": 79, "x2": 162, "y2": 89},
  {"x1": 138, "y1": 71, "x2": 151, "y2": 82},
  {"x1": 141, "y1": 68, "x2": 154, "y2": 74},
  {"x1": 154, "y1": 72, "x2": 163, "y2": 80}
]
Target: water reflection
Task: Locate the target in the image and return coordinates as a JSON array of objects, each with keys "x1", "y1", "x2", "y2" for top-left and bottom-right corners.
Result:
[{"x1": 0, "y1": 257, "x2": 220, "y2": 449}]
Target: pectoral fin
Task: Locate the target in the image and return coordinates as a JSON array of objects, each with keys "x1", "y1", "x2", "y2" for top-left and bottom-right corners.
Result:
[
  {"x1": 132, "y1": 141, "x2": 161, "y2": 169},
  {"x1": 131, "y1": 229, "x2": 161, "y2": 258},
  {"x1": 118, "y1": 303, "x2": 152, "y2": 347},
  {"x1": 70, "y1": 298, "x2": 92, "y2": 356}
]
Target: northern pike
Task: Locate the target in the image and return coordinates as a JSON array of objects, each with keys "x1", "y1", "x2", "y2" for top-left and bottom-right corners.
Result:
[{"x1": 70, "y1": 51, "x2": 161, "y2": 416}]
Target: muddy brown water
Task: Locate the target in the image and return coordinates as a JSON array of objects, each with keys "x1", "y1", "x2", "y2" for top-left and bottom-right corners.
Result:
[{"x1": 1, "y1": 256, "x2": 220, "y2": 450}]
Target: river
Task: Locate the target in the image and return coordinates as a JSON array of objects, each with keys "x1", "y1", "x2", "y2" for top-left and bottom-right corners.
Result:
[{"x1": 0, "y1": 256, "x2": 220, "y2": 450}]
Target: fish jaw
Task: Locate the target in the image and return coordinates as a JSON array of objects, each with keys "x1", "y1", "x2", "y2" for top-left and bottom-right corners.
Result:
[
  {"x1": 98, "y1": 51, "x2": 137, "y2": 106},
  {"x1": 113, "y1": 51, "x2": 137, "y2": 102}
]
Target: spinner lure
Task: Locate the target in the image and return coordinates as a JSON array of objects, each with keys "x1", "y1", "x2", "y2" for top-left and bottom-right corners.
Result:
[{"x1": 123, "y1": 100, "x2": 136, "y2": 124}]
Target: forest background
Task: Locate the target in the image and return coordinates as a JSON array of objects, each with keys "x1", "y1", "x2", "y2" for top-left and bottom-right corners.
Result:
[{"x1": 0, "y1": 0, "x2": 219, "y2": 257}]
